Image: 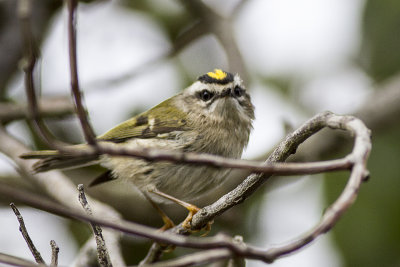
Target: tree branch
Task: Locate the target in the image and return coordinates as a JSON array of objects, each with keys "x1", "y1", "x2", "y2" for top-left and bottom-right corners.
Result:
[
  {"x1": 78, "y1": 184, "x2": 112, "y2": 267},
  {"x1": 18, "y1": 0, "x2": 66, "y2": 149},
  {"x1": 50, "y1": 240, "x2": 59, "y2": 267},
  {"x1": 142, "y1": 111, "x2": 371, "y2": 263},
  {"x1": 0, "y1": 97, "x2": 74, "y2": 123},
  {"x1": 0, "y1": 126, "x2": 126, "y2": 266},
  {"x1": 10, "y1": 203, "x2": 45, "y2": 264},
  {"x1": 0, "y1": 252, "x2": 46, "y2": 267},
  {"x1": 0, "y1": 112, "x2": 371, "y2": 265},
  {"x1": 140, "y1": 248, "x2": 232, "y2": 267},
  {"x1": 66, "y1": 0, "x2": 96, "y2": 145},
  {"x1": 22, "y1": 138, "x2": 354, "y2": 176}
]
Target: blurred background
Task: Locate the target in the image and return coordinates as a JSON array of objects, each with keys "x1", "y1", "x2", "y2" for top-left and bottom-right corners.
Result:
[{"x1": 0, "y1": 0, "x2": 399, "y2": 266}]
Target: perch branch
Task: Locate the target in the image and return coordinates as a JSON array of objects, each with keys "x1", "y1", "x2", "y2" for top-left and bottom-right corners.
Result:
[
  {"x1": 22, "y1": 139, "x2": 354, "y2": 176},
  {"x1": 1, "y1": 112, "x2": 371, "y2": 265},
  {"x1": 142, "y1": 111, "x2": 371, "y2": 263}
]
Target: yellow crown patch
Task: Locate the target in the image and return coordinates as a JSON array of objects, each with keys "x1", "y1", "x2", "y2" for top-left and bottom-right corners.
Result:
[
  {"x1": 198, "y1": 69, "x2": 234, "y2": 84},
  {"x1": 207, "y1": 69, "x2": 227, "y2": 80}
]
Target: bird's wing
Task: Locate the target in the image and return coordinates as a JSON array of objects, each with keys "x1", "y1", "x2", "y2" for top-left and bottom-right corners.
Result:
[{"x1": 97, "y1": 101, "x2": 190, "y2": 143}]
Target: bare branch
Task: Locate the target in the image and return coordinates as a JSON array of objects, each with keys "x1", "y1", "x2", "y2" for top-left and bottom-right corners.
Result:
[
  {"x1": 18, "y1": 0, "x2": 66, "y2": 148},
  {"x1": 143, "y1": 112, "x2": 371, "y2": 263},
  {"x1": 50, "y1": 240, "x2": 59, "y2": 267},
  {"x1": 23, "y1": 140, "x2": 353, "y2": 176},
  {"x1": 138, "y1": 243, "x2": 164, "y2": 265},
  {"x1": 141, "y1": 240, "x2": 244, "y2": 267},
  {"x1": 1, "y1": 112, "x2": 371, "y2": 265},
  {"x1": 0, "y1": 126, "x2": 125, "y2": 266},
  {"x1": 66, "y1": 0, "x2": 96, "y2": 145},
  {"x1": 0, "y1": 252, "x2": 46, "y2": 267},
  {"x1": 78, "y1": 184, "x2": 112, "y2": 267},
  {"x1": 0, "y1": 97, "x2": 74, "y2": 123},
  {"x1": 140, "y1": 248, "x2": 233, "y2": 267},
  {"x1": 10, "y1": 203, "x2": 45, "y2": 264}
]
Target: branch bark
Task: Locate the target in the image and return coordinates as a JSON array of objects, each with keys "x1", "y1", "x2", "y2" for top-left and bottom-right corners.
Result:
[
  {"x1": 10, "y1": 203, "x2": 45, "y2": 264},
  {"x1": 0, "y1": 126, "x2": 126, "y2": 267},
  {"x1": 50, "y1": 240, "x2": 59, "y2": 267},
  {"x1": 142, "y1": 111, "x2": 371, "y2": 264},
  {"x1": 0, "y1": 111, "x2": 371, "y2": 265},
  {"x1": 0, "y1": 252, "x2": 46, "y2": 267},
  {"x1": 0, "y1": 97, "x2": 74, "y2": 123},
  {"x1": 66, "y1": 0, "x2": 96, "y2": 145},
  {"x1": 78, "y1": 184, "x2": 112, "y2": 267}
]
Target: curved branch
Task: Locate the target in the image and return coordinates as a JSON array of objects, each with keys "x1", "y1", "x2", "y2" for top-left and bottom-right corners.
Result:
[
  {"x1": 1, "y1": 112, "x2": 371, "y2": 265},
  {"x1": 146, "y1": 112, "x2": 371, "y2": 263}
]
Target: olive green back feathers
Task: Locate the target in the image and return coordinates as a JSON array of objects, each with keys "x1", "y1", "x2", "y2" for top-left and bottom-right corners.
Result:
[
  {"x1": 20, "y1": 98, "x2": 192, "y2": 173},
  {"x1": 98, "y1": 98, "x2": 191, "y2": 143}
]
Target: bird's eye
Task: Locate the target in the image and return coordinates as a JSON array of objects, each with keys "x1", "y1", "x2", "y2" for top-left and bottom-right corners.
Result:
[
  {"x1": 233, "y1": 86, "x2": 244, "y2": 97},
  {"x1": 198, "y1": 90, "x2": 214, "y2": 101}
]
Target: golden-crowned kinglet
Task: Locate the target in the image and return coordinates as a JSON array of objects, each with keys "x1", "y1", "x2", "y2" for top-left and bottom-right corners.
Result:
[{"x1": 21, "y1": 69, "x2": 254, "y2": 220}]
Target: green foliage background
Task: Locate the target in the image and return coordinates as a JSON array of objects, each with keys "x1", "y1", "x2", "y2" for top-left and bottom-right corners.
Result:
[{"x1": 325, "y1": 0, "x2": 400, "y2": 266}]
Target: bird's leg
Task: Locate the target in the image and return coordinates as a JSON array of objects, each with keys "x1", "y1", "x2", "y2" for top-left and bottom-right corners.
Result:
[
  {"x1": 143, "y1": 191, "x2": 175, "y2": 231},
  {"x1": 148, "y1": 188, "x2": 208, "y2": 231}
]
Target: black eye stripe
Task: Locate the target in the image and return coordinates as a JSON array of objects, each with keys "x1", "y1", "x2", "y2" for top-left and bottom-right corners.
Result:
[{"x1": 196, "y1": 86, "x2": 246, "y2": 105}]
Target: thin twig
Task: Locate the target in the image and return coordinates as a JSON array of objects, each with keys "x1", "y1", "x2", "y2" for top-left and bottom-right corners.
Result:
[
  {"x1": 0, "y1": 252, "x2": 46, "y2": 267},
  {"x1": 50, "y1": 240, "x2": 59, "y2": 267},
  {"x1": 10, "y1": 203, "x2": 46, "y2": 264},
  {"x1": 66, "y1": 0, "x2": 96, "y2": 145},
  {"x1": 78, "y1": 184, "x2": 112, "y2": 267},
  {"x1": 18, "y1": 0, "x2": 63, "y2": 148},
  {"x1": 1, "y1": 112, "x2": 371, "y2": 265},
  {"x1": 0, "y1": 97, "x2": 74, "y2": 124},
  {"x1": 0, "y1": 126, "x2": 126, "y2": 267},
  {"x1": 138, "y1": 243, "x2": 164, "y2": 265},
  {"x1": 139, "y1": 248, "x2": 233, "y2": 267}
]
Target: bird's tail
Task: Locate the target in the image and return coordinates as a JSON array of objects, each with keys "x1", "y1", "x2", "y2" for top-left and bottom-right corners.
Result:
[{"x1": 20, "y1": 146, "x2": 99, "y2": 173}]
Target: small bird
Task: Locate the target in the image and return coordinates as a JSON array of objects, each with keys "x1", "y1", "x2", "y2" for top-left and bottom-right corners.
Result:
[{"x1": 21, "y1": 69, "x2": 255, "y2": 229}]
